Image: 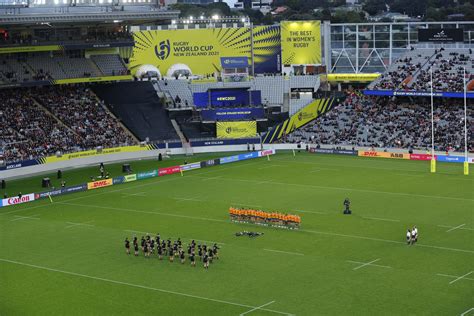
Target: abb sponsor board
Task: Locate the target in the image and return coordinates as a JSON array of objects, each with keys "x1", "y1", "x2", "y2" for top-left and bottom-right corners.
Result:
[{"x1": 1, "y1": 193, "x2": 35, "y2": 207}]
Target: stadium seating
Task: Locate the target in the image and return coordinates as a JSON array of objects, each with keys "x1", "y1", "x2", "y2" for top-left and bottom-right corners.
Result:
[
  {"x1": 0, "y1": 86, "x2": 136, "y2": 163},
  {"x1": 370, "y1": 48, "x2": 473, "y2": 92},
  {"x1": 286, "y1": 92, "x2": 473, "y2": 152},
  {"x1": 91, "y1": 54, "x2": 128, "y2": 76},
  {"x1": 93, "y1": 82, "x2": 179, "y2": 142}
]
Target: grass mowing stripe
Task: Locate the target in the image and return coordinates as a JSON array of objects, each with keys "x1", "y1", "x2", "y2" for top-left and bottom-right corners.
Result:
[
  {"x1": 0, "y1": 258, "x2": 294, "y2": 316},
  {"x1": 190, "y1": 175, "x2": 473, "y2": 202}
]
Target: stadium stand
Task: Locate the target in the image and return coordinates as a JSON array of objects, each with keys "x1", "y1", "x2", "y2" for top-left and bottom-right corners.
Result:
[
  {"x1": 0, "y1": 86, "x2": 136, "y2": 163},
  {"x1": 286, "y1": 92, "x2": 473, "y2": 152},
  {"x1": 370, "y1": 48, "x2": 473, "y2": 92},
  {"x1": 91, "y1": 54, "x2": 129, "y2": 76},
  {"x1": 93, "y1": 82, "x2": 179, "y2": 142}
]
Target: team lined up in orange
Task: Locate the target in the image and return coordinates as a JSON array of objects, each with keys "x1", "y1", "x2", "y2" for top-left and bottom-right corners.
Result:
[{"x1": 229, "y1": 207, "x2": 301, "y2": 227}]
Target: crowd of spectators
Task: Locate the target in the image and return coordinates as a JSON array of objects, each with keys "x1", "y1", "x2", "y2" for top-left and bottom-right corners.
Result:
[
  {"x1": 286, "y1": 92, "x2": 473, "y2": 153},
  {"x1": 0, "y1": 86, "x2": 136, "y2": 163},
  {"x1": 371, "y1": 48, "x2": 473, "y2": 92}
]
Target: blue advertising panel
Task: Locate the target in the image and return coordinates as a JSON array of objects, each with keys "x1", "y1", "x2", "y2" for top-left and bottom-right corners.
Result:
[
  {"x1": 180, "y1": 162, "x2": 201, "y2": 171},
  {"x1": 201, "y1": 108, "x2": 264, "y2": 121},
  {"x1": 220, "y1": 155, "x2": 240, "y2": 164},
  {"x1": 113, "y1": 176, "x2": 125, "y2": 185},
  {"x1": 0, "y1": 159, "x2": 40, "y2": 171},
  {"x1": 237, "y1": 152, "x2": 260, "y2": 161},
  {"x1": 436, "y1": 155, "x2": 466, "y2": 163},
  {"x1": 193, "y1": 90, "x2": 262, "y2": 108},
  {"x1": 220, "y1": 57, "x2": 249, "y2": 69}
]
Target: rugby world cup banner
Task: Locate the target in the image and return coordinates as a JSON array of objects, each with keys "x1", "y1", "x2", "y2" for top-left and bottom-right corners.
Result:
[
  {"x1": 217, "y1": 121, "x2": 257, "y2": 139},
  {"x1": 130, "y1": 26, "x2": 284, "y2": 76},
  {"x1": 281, "y1": 21, "x2": 321, "y2": 65}
]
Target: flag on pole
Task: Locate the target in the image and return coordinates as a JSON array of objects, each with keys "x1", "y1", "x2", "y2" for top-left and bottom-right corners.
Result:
[{"x1": 48, "y1": 193, "x2": 53, "y2": 203}]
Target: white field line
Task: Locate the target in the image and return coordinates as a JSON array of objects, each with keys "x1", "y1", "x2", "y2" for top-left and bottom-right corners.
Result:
[
  {"x1": 201, "y1": 176, "x2": 222, "y2": 181},
  {"x1": 446, "y1": 224, "x2": 466, "y2": 233},
  {"x1": 10, "y1": 215, "x2": 40, "y2": 222},
  {"x1": 45, "y1": 201, "x2": 474, "y2": 255},
  {"x1": 230, "y1": 203, "x2": 263, "y2": 208},
  {"x1": 352, "y1": 258, "x2": 381, "y2": 270},
  {"x1": 190, "y1": 175, "x2": 473, "y2": 202},
  {"x1": 173, "y1": 197, "x2": 205, "y2": 202},
  {"x1": 300, "y1": 228, "x2": 474, "y2": 254},
  {"x1": 240, "y1": 301, "x2": 276, "y2": 316},
  {"x1": 65, "y1": 221, "x2": 94, "y2": 229},
  {"x1": 258, "y1": 165, "x2": 282, "y2": 170},
  {"x1": 460, "y1": 307, "x2": 474, "y2": 316},
  {"x1": 58, "y1": 202, "x2": 227, "y2": 224},
  {"x1": 449, "y1": 271, "x2": 474, "y2": 285},
  {"x1": 122, "y1": 192, "x2": 147, "y2": 197},
  {"x1": 263, "y1": 249, "x2": 304, "y2": 256},
  {"x1": 0, "y1": 258, "x2": 293, "y2": 316},
  {"x1": 361, "y1": 216, "x2": 400, "y2": 223},
  {"x1": 292, "y1": 209, "x2": 327, "y2": 215},
  {"x1": 0, "y1": 174, "x2": 187, "y2": 216},
  {"x1": 124, "y1": 229, "x2": 150, "y2": 235},
  {"x1": 438, "y1": 225, "x2": 474, "y2": 232},
  {"x1": 436, "y1": 274, "x2": 474, "y2": 281},
  {"x1": 347, "y1": 260, "x2": 391, "y2": 269}
]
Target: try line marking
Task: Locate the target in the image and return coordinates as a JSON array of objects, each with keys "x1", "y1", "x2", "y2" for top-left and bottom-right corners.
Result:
[
  {"x1": 240, "y1": 301, "x2": 276, "y2": 316},
  {"x1": 0, "y1": 258, "x2": 293, "y2": 316}
]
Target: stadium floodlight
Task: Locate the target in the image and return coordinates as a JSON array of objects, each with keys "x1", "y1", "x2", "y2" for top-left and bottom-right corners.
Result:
[
  {"x1": 212, "y1": 15, "x2": 219, "y2": 20},
  {"x1": 200, "y1": 15, "x2": 204, "y2": 20},
  {"x1": 241, "y1": 17, "x2": 246, "y2": 23},
  {"x1": 171, "y1": 20, "x2": 176, "y2": 24},
  {"x1": 189, "y1": 16, "x2": 193, "y2": 20}
]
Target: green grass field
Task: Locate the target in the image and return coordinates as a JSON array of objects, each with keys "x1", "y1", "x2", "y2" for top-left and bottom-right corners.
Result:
[{"x1": 1, "y1": 151, "x2": 473, "y2": 315}]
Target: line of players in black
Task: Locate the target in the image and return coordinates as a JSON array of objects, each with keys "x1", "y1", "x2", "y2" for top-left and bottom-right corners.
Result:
[{"x1": 124, "y1": 234, "x2": 219, "y2": 269}]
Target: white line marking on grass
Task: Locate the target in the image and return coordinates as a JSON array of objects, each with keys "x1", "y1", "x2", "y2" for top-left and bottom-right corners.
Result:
[
  {"x1": 436, "y1": 274, "x2": 474, "y2": 281},
  {"x1": 361, "y1": 216, "x2": 400, "y2": 223},
  {"x1": 124, "y1": 229, "x2": 150, "y2": 235},
  {"x1": 191, "y1": 175, "x2": 473, "y2": 202},
  {"x1": 258, "y1": 165, "x2": 281, "y2": 170},
  {"x1": 438, "y1": 225, "x2": 474, "y2": 232},
  {"x1": 231, "y1": 203, "x2": 263, "y2": 208},
  {"x1": 461, "y1": 307, "x2": 474, "y2": 316},
  {"x1": 0, "y1": 175, "x2": 186, "y2": 216},
  {"x1": 65, "y1": 221, "x2": 94, "y2": 229},
  {"x1": 351, "y1": 258, "x2": 382, "y2": 270},
  {"x1": 173, "y1": 197, "x2": 204, "y2": 202},
  {"x1": 10, "y1": 215, "x2": 40, "y2": 222},
  {"x1": 240, "y1": 301, "x2": 276, "y2": 316},
  {"x1": 58, "y1": 202, "x2": 227, "y2": 224},
  {"x1": 293, "y1": 209, "x2": 327, "y2": 215},
  {"x1": 122, "y1": 192, "x2": 147, "y2": 197},
  {"x1": 300, "y1": 228, "x2": 474, "y2": 254},
  {"x1": 0, "y1": 258, "x2": 293, "y2": 316},
  {"x1": 449, "y1": 271, "x2": 473, "y2": 285},
  {"x1": 347, "y1": 260, "x2": 392, "y2": 270},
  {"x1": 52, "y1": 201, "x2": 474, "y2": 255},
  {"x1": 264, "y1": 249, "x2": 304, "y2": 256},
  {"x1": 201, "y1": 176, "x2": 222, "y2": 181},
  {"x1": 445, "y1": 224, "x2": 466, "y2": 233}
]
